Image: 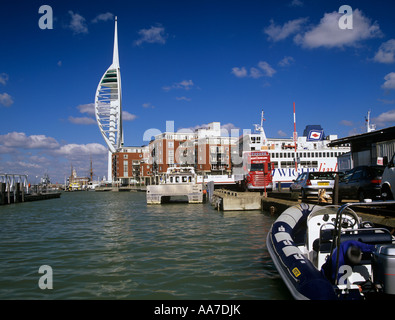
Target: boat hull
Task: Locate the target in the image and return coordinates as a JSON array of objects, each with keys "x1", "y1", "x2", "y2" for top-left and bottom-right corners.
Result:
[{"x1": 267, "y1": 203, "x2": 337, "y2": 300}]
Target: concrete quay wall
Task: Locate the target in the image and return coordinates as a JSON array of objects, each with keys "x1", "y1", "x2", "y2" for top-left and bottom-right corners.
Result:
[{"x1": 211, "y1": 189, "x2": 395, "y2": 229}]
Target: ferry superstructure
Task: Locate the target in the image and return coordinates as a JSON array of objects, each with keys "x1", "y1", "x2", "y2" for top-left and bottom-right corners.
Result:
[{"x1": 237, "y1": 112, "x2": 351, "y2": 188}]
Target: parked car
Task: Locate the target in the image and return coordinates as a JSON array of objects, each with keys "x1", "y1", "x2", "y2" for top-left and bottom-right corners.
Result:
[
  {"x1": 338, "y1": 165, "x2": 384, "y2": 202},
  {"x1": 381, "y1": 153, "x2": 395, "y2": 200},
  {"x1": 290, "y1": 172, "x2": 336, "y2": 199}
]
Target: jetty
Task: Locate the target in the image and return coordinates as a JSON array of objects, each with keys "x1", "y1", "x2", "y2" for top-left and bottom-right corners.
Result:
[
  {"x1": 95, "y1": 185, "x2": 147, "y2": 192},
  {"x1": 211, "y1": 188, "x2": 395, "y2": 229},
  {"x1": 0, "y1": 173, "x2": 60, "y2": 205}
]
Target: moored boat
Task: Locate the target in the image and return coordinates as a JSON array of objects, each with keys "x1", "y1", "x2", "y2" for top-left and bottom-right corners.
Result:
[
  {"x1": 267, "y1": 201, "x2": 395, "y2": 300},
  {"x1": 146, "y1": 167, "x2": 203, "y2": 204}
]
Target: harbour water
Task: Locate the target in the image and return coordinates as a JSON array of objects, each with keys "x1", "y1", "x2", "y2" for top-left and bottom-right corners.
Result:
[{"x1": 0, "y1": 191, "x2": 291, "y2": 300}]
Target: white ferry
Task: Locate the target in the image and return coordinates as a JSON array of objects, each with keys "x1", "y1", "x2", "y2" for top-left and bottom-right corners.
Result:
[{"x1": 237, "y1": 111, "x2": 351, "y2": 188}]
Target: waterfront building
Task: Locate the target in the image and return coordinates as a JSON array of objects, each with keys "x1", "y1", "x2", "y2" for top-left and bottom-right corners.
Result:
[
  {"x1": 112, "y1": 146, "x2": 150, "y2": 185},
  {"x1": 150, "y1": 122, "x2": 237, "y2": 179}
]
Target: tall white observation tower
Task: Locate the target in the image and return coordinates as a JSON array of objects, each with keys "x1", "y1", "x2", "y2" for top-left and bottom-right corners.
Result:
[{"x1": 95, "y1": 17, "x2": 123, "y2": 182}]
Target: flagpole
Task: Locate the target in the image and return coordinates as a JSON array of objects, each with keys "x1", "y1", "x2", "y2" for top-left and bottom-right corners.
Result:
[{"x1": 293, "y1": 102, "x2": 298, "y2": 173}]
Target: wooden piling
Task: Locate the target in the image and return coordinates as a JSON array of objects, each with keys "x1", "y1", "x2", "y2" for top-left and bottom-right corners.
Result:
[{"x1": 0, "y1": 183, "x2": 5, "y2": 205}]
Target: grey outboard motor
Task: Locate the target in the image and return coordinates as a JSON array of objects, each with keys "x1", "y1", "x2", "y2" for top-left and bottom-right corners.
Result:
[{"x1": 372, "y1": 244, "x2": 395, "y2": 295}]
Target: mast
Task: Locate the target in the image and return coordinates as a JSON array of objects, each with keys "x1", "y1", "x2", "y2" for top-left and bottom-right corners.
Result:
[
  {"x1": 365, "y1": 110, "x2": 376, "y2": 133},
  {"x1": 90, "y1": 157, "x2": 94, "y2": 182},
  {"x1": 293, "y1": 102, "x2": 298, "y2": 172},
  {"x1": 254, "y1": 109, "x2": 267, "y2": 145},
  {"x1": 94, "y1": 16, "x2": 123, "y2": 182}
]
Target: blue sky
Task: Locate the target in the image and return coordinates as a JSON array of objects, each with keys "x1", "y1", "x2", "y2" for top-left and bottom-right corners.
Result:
[{"x1": 1, "y1": 0, "x2": 395, "y2": 183}]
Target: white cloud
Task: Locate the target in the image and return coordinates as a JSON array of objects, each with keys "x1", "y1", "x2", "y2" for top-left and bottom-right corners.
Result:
[
  {"x1": 290, "y1": 0, "x2": 303, "y2": 7},
  {"x1": 374, "y1": 39, "x2": 395, "y2": 63},
  {"x1": 142, "y1": 102, "x2": 156, "y2": 108},
  {"x1": 382, "y1": 72, "x2": 395, "y2": 90},
  {"x1": 231, "y1": 67, "x2": 248, "y2": 78},
  {"x1": 122, "y1": 111, "x2": 137, "y2": 121},
  {"x1": 163, "y1": 80, "x2": 194, "y2": 91},
  {"x1": 56, "y1": 143, "x2": 107, "y2": 157},
  {"x1": 69, "y1": 103, "x2": 96, "y2": 125},
  {"x1": 378, "y1": 98, "x2": 395, "y2": 105},
  {"x1": 264, "y1": 18, "x2": 308, "y2": 42},
  {"x1": 0, "y1": 131, "x2": 109, "y2": 183},
  {"x1": 68, "y1": 11, "x2": 88, "y2": 34},
  {"x1": 277, "y1": 130, "x2": 288, "y2": 137},
  {"x1": 77, "y1": 103, "x2": 95, "y2": 116},
  {"x1": 295, "y1": 9, "x2": 382, "y2": 49},
  {"x1": 0, "y1": 73, "x2": 9, "y2": 85},
  {"x1": 258, "y1": 61, "x2": 276, "y2": 77},
  {"x1": 278, "y1": 56, "x2": 295, "y2": 67},
  {"x1": 175, "y1": 96, "x2": 191, "y2": 101},
  {"x1": 0, "y1": 92, "x2": 14, "y2": 107},
  {"x1": 249, "y1": 67, "x2": 263, "y2": 79},
  {"x1": 372, "y1": 110, "x2": 395, "y2": 126},
  {"x1": 220, "y1": 123, "x2": 240, "y2": 135},
  {"x1": 0, "y1": 132, "x2": 60, "y2": 149},
  {"x1": 340, "y1": 120, "x2": 353, "y2": 126},
  {"x1": 92, "y1": 12, "x2": 114, "y2": 23},
  {"x1": 232, "y1": 61, "x2": 276, "y2": 78},
  {"x1": 134, "y1": 25, "x2": 167, "y2": 46},
  {"x1": 68, "y1": 116, "x2": 96, "y2": 125},
  {"x1": 14, "y1": 161, "x2": 41, "y2": 169}
]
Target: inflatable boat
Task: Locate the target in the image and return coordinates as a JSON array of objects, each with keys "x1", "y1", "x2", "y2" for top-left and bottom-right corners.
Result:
[{"x1": 267, "y1": 202, "x2": 395, "y2": 300}]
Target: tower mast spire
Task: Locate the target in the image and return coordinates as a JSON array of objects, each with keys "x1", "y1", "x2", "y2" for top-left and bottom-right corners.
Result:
[{"x1": 112, "y1": 16, "x2": 119, "y2": 68}]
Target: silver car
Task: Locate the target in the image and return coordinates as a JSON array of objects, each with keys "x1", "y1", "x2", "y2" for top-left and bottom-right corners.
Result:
[{"x1": 290, "y1": 172, "x2": 336, "y2": 199}]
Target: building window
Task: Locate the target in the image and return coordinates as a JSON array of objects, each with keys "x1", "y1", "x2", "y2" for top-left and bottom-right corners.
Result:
[
  {"x1": 123, "y1": 160, "x2": 128, "y2": 177},
  {"x1": 123, "y1": 154, "x2": 128, "y2": 159}
]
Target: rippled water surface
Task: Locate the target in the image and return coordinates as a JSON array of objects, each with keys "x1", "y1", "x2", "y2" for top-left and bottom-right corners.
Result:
[{"x1": 0, "y1": 191, "x2": 291, "y2": 299}]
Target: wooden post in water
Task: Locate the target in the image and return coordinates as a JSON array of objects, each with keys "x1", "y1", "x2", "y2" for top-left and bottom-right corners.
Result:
[
  {"x1": 0, "y1": 183, "x2": 5, "y2": 205},
  {"x1": 7, "y1": 180, "x2": 10, "y2": 204},
  {"x1": 15, "y1": 183, "x2": 20, "y2": 203},
  {"x1": 21, "y1": 182, "x2": 25, "y2": 202}
]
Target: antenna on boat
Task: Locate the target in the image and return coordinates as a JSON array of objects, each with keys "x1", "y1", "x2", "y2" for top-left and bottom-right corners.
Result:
[
  {"x1": 254, "y1": 109, "x2": 267, "y2": 144},
  {"x1": 365, "y1": 110, "x2": 376, "y2": 133}
]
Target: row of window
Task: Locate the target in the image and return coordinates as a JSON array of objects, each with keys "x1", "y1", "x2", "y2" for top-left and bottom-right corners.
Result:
[
  {"x1": 122, "y1": 154, "x2": 143, "y2": 159},
  {"x1": 271, "y1": 151, "x2": 346, "y2": 159},
  {"x1": 273, "y1": 161, "x2": 319, "y2": 168}
]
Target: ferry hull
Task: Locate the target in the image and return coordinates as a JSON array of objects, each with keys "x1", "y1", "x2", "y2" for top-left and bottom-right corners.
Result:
[{"x1": 146, "y1": 184, "x2": 203, "y2": 204}]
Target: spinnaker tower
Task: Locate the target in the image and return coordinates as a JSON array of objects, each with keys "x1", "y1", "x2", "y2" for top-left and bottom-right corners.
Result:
[{"x1": 95, "y1": 17, "x2": 123, "y2": 182}]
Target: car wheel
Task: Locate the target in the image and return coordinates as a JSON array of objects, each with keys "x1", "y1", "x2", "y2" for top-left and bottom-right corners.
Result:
[{"x1": 382, "y1": 185, "x2": 394, "y2": 201}]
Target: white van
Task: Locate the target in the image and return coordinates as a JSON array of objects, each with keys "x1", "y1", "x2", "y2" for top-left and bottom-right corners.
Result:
[{"x1": 381, "y1": 153, "x2": 395, "y2": 200}]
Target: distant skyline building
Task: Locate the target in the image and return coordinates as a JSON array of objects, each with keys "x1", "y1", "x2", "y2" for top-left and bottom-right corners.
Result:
[{"x1": 95, "y1": 17, "x2": 123, "y2": 182}]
